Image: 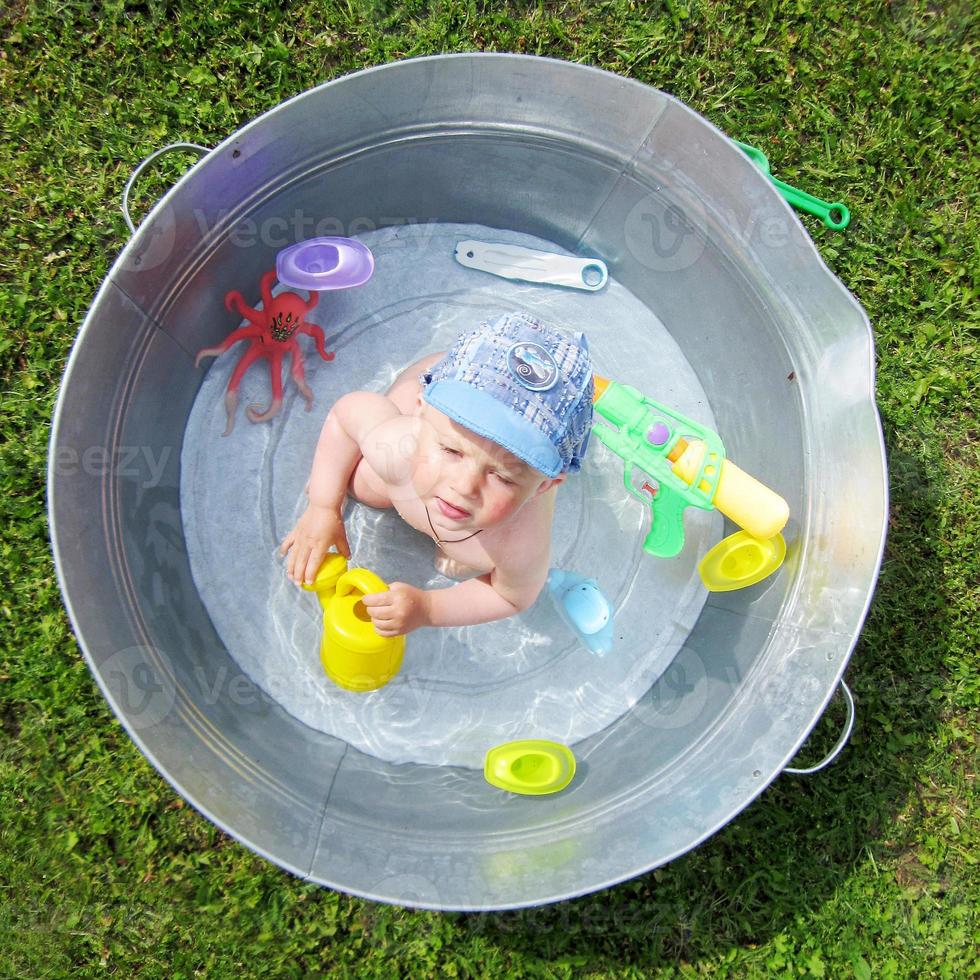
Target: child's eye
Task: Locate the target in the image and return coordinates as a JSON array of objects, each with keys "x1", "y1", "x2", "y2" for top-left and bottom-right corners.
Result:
[
  {"x1": 440, "y1": 445, "x2": 461, "y2": 457},
  {"x1": 493, "y1": 472, "x2": 516, "y2": 486}
]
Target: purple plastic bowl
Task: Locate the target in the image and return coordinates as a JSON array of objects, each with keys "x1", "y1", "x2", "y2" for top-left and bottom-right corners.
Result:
[{"x1": 276, "y1": 237, "x2": 375, "y2": 291}]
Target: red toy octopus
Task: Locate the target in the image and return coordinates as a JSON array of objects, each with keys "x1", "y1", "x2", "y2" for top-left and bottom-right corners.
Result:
[{"x1": 196, "y1": 268, "x2": 334, "y2": 435}]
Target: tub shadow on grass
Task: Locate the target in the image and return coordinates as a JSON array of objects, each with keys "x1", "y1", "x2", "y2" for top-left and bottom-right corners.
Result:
[{"x1": 446, "y1": 444, "x2": 952, "y2": 968}]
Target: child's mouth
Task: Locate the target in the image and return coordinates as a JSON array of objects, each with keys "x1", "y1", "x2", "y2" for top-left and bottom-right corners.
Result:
[{"x1": 435, "y1": 497, "x2": 471, "y2": 521}]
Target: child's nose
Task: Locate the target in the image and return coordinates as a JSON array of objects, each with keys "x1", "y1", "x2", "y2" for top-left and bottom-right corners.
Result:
[{"x1": 450, "y1": 461, "x2": 482, "y2": 499}]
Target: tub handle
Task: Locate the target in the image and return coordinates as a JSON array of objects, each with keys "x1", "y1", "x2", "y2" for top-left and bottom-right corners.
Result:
[
  {"x1": 783, "y1": 680, "x2": 856, "y2": 775},
  {"x1": 122, "y1": 142, "x2": 210, "y2": 236}
]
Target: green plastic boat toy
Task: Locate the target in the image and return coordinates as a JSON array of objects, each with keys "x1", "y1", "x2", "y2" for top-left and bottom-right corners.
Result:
[{"x1": 483, "y1": 740, "x2": 577, "y2": 796}]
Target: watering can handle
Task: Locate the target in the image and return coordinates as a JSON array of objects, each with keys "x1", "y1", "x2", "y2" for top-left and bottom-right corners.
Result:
[
  {"x1": 335, "y1": 567, "x2": 390, "y2": 599},
  {"x1": 783, "y1": 680, "x2": 856, "y2": 775},
  {"x1": 122, "y1": 142, "x2": 210, "y2": 236}
]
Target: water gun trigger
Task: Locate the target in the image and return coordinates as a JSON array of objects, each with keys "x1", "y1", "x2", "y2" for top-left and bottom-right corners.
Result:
[{"x1": 626, "y1": 466, "x2": 659, "y2": 503}]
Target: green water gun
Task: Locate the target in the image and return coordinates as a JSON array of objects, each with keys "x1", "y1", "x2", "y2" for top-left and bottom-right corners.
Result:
[{"x1": 591, "y1": 377, "x2": 789, "y2": 559}]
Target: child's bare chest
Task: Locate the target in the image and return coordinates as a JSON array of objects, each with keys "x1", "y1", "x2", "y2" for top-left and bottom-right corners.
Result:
[{"x1": 389, "y1": 492, "x2": 497, "y2": 572}]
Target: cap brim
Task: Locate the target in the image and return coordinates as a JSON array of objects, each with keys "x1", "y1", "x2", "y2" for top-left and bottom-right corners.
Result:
[{"x1": 422, "y1": 380, "x2": 563, "y2": 478}]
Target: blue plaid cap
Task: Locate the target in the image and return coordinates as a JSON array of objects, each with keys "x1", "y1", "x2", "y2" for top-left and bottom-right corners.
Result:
[{"x1": 420, "y1": 312, "x2": 594, "y2": 478}]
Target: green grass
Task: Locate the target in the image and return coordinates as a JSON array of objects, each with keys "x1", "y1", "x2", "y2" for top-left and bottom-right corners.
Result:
[{"x1": 2, "y1": 0, "x2": 978, "y2": 976}]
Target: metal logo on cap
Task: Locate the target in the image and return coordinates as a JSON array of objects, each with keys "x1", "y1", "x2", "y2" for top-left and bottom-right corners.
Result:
[{"x1": 508, "y1": 342, "x2": 558, "y2": 391}]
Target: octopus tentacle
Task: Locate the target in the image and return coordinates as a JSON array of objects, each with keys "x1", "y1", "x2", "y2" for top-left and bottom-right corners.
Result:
[
  {"x1": 258, "y1": 268, "x2": 278, "y2": 312},
  {"x1": 224, "y1": 290, "x2": 262, "y2": 324},
  {"x1": 195, "y1": 325, "x2": 264, "y2": 367},
  {"x1": 226, "y1": 342, "x2": 268, "y2": 392},
  {"x1": 246, "y1": 349, "x2": 285, "y2": 423},
  {"x1": 246, "y1": 397, "x2": 284, "y2": 424},
  {"x1": 286, "y1": 340, "x2": 315, "y2": 411},
  {"x1": 222, "y1": 389, "x2": 239, "y2": 437},
  {"x1": 297, "y1": 321, "x2": 335, "y2": 362},
  {"x1": 219, "y1": 344, "x2": 269, "y2": 435}
]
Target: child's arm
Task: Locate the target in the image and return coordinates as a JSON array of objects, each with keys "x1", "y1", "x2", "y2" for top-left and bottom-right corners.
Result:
[
  {"x1": 280, "y1": 391, "x2": 407, "y2": 584},
  {"x1": 362, "y1": 556, "x2": 549, "y2": 635}
]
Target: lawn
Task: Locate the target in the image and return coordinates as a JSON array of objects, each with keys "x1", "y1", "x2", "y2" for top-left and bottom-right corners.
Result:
[{"x1": 2, "y1": 0, "x2": 977, "y2": 977}]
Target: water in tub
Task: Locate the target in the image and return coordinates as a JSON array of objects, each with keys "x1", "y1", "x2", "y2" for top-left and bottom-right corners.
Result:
[{"x1": 181, "y1": 223, "x2": 722, "y2": 768}]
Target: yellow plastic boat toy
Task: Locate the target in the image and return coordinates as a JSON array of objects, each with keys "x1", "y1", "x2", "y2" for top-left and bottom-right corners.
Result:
[{"x1": 483, "y1": 739, "x2": 577, "y2": 796}]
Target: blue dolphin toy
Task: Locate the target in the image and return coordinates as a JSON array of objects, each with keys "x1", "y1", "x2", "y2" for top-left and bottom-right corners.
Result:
[{"x1": 547, "y1": 569, "x2": 615, "y2": 656}]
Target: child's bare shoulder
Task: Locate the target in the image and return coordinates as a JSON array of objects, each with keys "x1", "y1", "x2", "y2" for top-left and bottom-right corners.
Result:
[
  {"x1": 478, "y1": 490, "x2": 556, "y2": 609},
  {"x1": 483, "y1": 488, "x2": 555, "y2": 571},
  {"x1": 336, "y1": 390, "x2": 418, "y2": 484},
  {"x1": 335, "y1": 390, "x2": 401, "y2": 427}
]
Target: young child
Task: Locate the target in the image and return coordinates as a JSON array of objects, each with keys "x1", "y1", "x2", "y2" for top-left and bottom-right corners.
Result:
[{"x1": 280, "y1": 311, "x2": 594, "y2": 637}]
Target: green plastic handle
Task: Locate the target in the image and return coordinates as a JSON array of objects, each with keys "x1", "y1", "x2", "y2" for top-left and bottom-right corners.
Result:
[
  {"x1": 734, "y1": 140, "x2": 850, "y2": 230},
  {"x1": 640, "y1": 484, "x2": 688, "y2": 559},
  {"x1": 736, "y1": 140, "x2": 771, "y2": 174},
  {"x1": 769, "y1": 174, "x2": 851, "y2": 230}
]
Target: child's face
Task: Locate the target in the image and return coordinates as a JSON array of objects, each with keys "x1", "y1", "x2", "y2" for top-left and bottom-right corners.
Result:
[{"x1": 411, "y1": 403, "x2": 564, "y2": 534}]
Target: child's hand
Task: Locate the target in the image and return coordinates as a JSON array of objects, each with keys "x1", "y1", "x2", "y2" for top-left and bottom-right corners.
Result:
[
  {"x1": 361, "y1": 583, "x2": 431, "y2": 636},
  {"x1": 280, "y1": 504, "x2": 351, "y2": 585}
]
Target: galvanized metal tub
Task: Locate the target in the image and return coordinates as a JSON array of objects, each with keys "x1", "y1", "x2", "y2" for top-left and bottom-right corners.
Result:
[{"x1": 48, "y1": 54, "x2": 887, "y2": 910}]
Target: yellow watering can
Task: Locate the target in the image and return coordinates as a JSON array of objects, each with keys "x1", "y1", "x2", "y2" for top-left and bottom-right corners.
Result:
[{"x1": 302, "y1": 555, "x2": 405, "y2": 692}]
